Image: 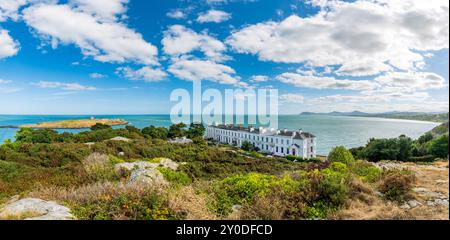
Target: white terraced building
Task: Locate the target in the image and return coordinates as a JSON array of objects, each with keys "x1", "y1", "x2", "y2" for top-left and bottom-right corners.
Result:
[{"x1": 205, "y1": 124, "x2": 317, "y2": 158}]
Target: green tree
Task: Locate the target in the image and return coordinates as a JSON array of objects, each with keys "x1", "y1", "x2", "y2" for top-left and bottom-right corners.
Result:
[
  {"x1": 241, "y1": 140, "x2": 254, "y2": 151},
  {"x1": 187, "y1": 123, "x2": 205, "y2": 139},
  {"x1": 397, "y1": 135, "x2": 412, "y2": 161},
  {"x1": 125, "y1": 125, "x2": 140, "y2": 133},
  {"x1": 428, "y1": 133, "x2": 449, "y2": 158},
  {"x1": 90, "y1": 123, "x2": 112, "y2": 131},
  {"x1": 168, "y1": 123, "x2": 187, "y2": 139},
  {"x1": 328, "y1": 146, "x2": 354, "y2": 165},
  {"x1": 142, "y1": 126, "x2": 168, "y2": 139},
  {"x1": 361, "y1": 138, "x2": 399, "y2": 162},
  {"x1": 418, "y1": 132, "x2": 433, "y2": 144},
  {"x1": 15, "y1": 128, "x2": 33, "y2": 143}
]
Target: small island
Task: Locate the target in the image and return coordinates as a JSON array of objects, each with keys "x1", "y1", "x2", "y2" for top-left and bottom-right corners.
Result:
[{"x1": 19, "y1": 118, "x2": 128, "y2": 129}]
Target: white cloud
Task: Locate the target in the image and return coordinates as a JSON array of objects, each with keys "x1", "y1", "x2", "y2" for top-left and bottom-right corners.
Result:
[
  {"x1": 168, "y1": 59, "x2": 239, "y2": 85},
  {"x1": 167, "y1": 9, "x2": 186, "y2": 19},
  {"x1": 336, "y1": 60, "x2": 392, "y2": 77},
  {"x1": 250, "y1": 75, "x2": 269, "y2": 82},
  {"x1": 69, "y1": 0, "x2": 129, "y2": 22},
  {"x1": 197, "y1": 10, "x2": 231, "y2": 23},
  {"x1": 34, "y1": 81, "x2": 96, "y2": 91},
  {"x1": 0, "y1": 0, "x2": 28, "y2": 22},
  {"x1": 0, "y1": 87, "x2": 21, "y2": 93},
  {"x1": 89, "y1": 73, "x2": 106, "y2": 79},
  {"x1": 276, "y1": 72, "x2": 377, "y2": 91},
  {"x1": 227, "y1": 0, "x2": 449, "y2": 76},
  {"x1": 116, "y1": 66, "x2": 167, "y2": 82},
  {"x1": 162, "y1": 25, "x2": 228, "y2": 61},
  {"x1": 374, "y1": 72, "x2": 447, "y2": 90},
  {"x1": 280, "y1": 94, "x2": 305, "y2": 104},
  {"x1": 0, "y1": 79, "x2": 12, "y2": 84},
  {"x1": 0, "y1": 29, "x2": 20, "y2": 59},
  {"x1": 22, "y1": 3, "x2": 159, "y2": 65}
]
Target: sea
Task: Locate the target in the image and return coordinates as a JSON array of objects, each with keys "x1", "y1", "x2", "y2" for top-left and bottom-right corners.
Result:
[{"x1": 0, "y1": 115, "x2": 439, "y2": 155}]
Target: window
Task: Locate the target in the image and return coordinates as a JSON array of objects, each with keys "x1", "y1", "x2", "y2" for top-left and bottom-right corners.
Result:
[
  {"x1": 276, "y1": 147, "x2": 278, "y2": 152},
  {"x1": 281, "y1": 139, "x2": 284, "y2": 144},
  {"x1": 287, "y1": 140, "x2": 290, "y2": 145},
  {"x1": 281, "y1": 147, "x2": 284, "y2": 153},
  {"x1": 311, "y1": 146, "x2": 314, "y2": 152}
]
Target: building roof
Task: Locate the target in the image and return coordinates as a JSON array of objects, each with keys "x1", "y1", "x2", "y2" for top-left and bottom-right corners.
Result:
[{"x1": 209, "y1": 124, "x2": 315, "y2": 139}]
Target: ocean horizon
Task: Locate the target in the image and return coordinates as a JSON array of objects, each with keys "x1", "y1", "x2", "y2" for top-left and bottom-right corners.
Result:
[{"x1": 0, "y1": 114, "x2": 439, "y2": 155}]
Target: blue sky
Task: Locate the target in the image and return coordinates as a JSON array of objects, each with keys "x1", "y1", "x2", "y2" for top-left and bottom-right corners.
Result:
[{"x1": 0, "y1": 0, "x2": 448, "y2": 115}]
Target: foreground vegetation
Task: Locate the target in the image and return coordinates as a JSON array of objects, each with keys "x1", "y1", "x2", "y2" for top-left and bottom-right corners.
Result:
[{"x1": 0, "y1": 123, "x2": 448, "y2": 220}]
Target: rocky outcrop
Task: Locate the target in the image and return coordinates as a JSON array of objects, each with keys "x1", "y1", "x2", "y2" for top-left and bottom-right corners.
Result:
[
  {"x1": 0, "y1": 198, "x2": 74, "y2": 220},
  {"x1": 159, "y1": 158, "x2": 179, "y2": 170},
  {"x1": 129, "y1": 168, "x2": 168, "y2": 186},
  {"x1": 114, "y1": 161, "x2": 158, "y2": 174},
  {"x1": 113, "y1": 158, "x2": 180, "y2": 187}
]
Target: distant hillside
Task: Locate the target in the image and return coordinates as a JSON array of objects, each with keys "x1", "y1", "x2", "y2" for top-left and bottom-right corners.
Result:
[
  {"x1": 300, "y1": 111, "x2": 449, "y2": 123},
  {"x1": 428, "y1": 122, "x2": 449, "y2": 136}
]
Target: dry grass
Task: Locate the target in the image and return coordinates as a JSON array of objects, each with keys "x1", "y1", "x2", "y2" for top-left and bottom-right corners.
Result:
[
  {"x1": 331, "y1": 198, "x2": 413, "y2": 220},
  {"x1": 411, "y1": 161, "x2": 448, "y2": 196},
  {"x1": 0, "y1": 211, "x2": 43, "y2": 220},
  {"x1": 168, "y1": 186, "x2": 217, "y2": 220},
  {"x1": 28, "y1": 181, "x2": 162, "y2": 205},
  {"x1": 82, "y1": 153, "x2": 111, "y2": 174},
  {"x1": 333, "y1": 161, "x2": 449, "y2": 220},
  {"x1": 236, "y1": 193, "x2": 286, "y2": 220}
]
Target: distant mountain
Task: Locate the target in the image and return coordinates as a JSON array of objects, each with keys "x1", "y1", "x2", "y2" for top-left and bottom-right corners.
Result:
[
  {"x1": 300, "y1": 111, "x2": 369, "y2": 116},
  {"x1": 300, "y1": 111, "x2": 449, "y2": 123}
]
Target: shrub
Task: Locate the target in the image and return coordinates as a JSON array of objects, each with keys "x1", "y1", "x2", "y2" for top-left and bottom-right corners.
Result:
[
  {"x1": 350, "y1": 160, "x2": 382, "y2": 183},
  {"x1": 90, "y1": 123, "x2": 112, "y2": 131},
  {"x1": 300, "y1": 169, "x2": 349, "y2": 219},
  {"x1": 428, "y1": 133, "x2": 449, "y2": 158},
  {"x1": 187, "y1": 123, "x2": 205, "y2": 139},
  {"x1": 81, "y1": 153, "x2": 116, "y2": 181},
  {"x1": 328, "y1": 146, "x2": 354, "y2": 165},
  {"x1": 158, "y1": 168, "x2": 192, "y2": 186},
  {"x1": 72, "y1": 191, "x2": 174, "y2": 220},
  {"x1": 241, "y1": 141, "x2": 254, "y2": 151},
  {"x1": 378, "y1": 169, "x2": 416, "y2": 203},
  {"x1": 213, "y1": 173, "x2": 299, "y2": 215}
]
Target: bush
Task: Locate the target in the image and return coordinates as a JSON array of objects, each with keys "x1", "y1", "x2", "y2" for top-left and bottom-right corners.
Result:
[
  {"x1": 158, "y1": 168, "x2": 192, "y2": 186},
  {"x1": 70, "y1": 186, "x2": 175, "y2": 220},
  {"x1": 241, "y1": 141, "x2": 254, "y2": 151},
  {"x1": 328, "y1": 146, "x2": 354, "y2": 165},
  {"x1": 379, "y1": 169, "x2": 416, "y2": 203},
  {"x1": 90, "y1": 123, "x2": 112, "y2": 131},
  {"x1": 428, "y1": 133, "x2": 448, "y2": 159},
  {"x1": 81, "y1": 153, "x2": 117, "y2": 181},
  {"x1": 350, "y1": 160, "x2": 382, "y2": 183},
  {"x1": 214, "y1": 173, "x2": 299, "y2": 215},
  {"x1": 360, "y1": 136, "x2": 413, "y2": 162}
]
